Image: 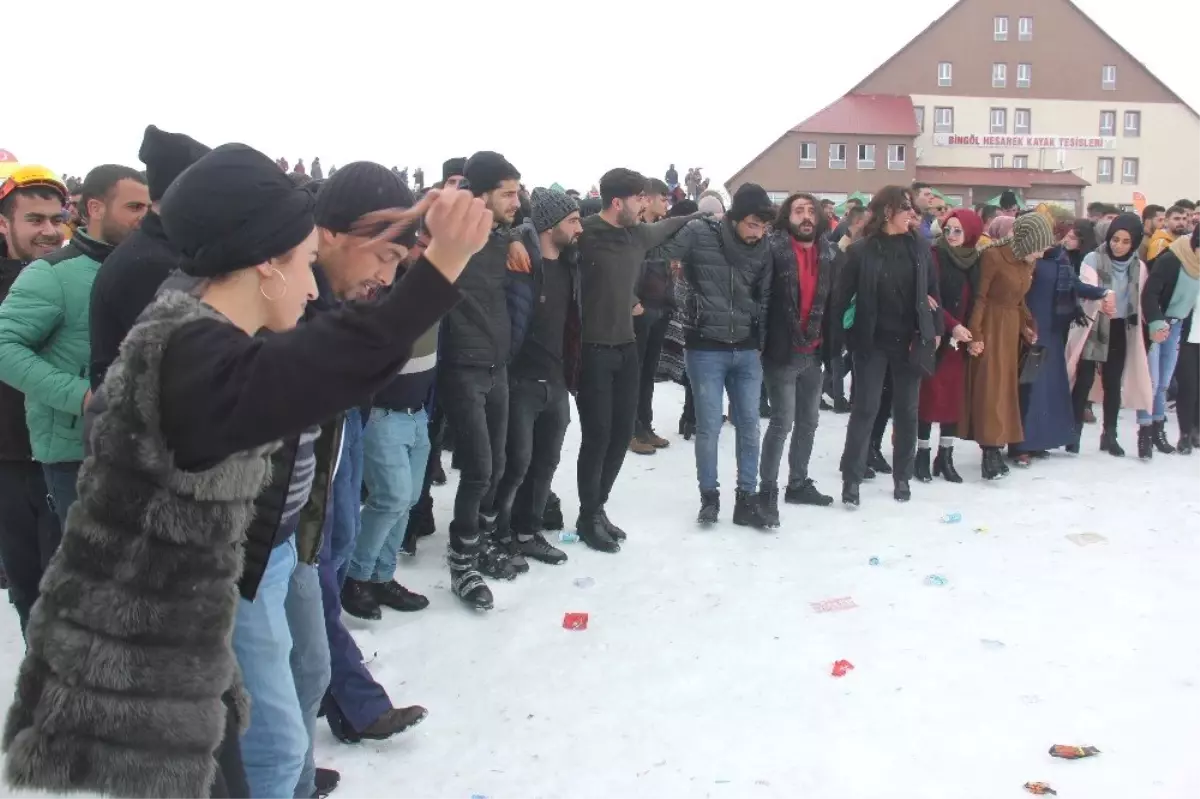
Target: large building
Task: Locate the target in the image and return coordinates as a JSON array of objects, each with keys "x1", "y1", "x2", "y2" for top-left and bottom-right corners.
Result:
[{"x1": 726, "y1": 0, "x2": 1200, "y2": 213}]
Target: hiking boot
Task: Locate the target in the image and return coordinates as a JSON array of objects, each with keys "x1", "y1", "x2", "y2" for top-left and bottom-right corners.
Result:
[
  {"x1": 372, "y1": 580, "x2": 429, "y2": 612},
  {"x1": 518, "y1": 532, "x2": 568, "y2": 565},
  {"x1": 1100, "y1": 427, "x2": 1125, "y2": 457},
  {"x1": 697, "y1": 490, "x2": 720, "y2": 525},
  {"x1": 864, "y1": 464, "x2": 877, "y2": 480},
  {"x1": 841, "y1": 479, "x2": 861, "y2": 508},
  {"x1": 893, "y1": 479, "x2": 911, "y2": 503},
  {"x1": 598, "y1": 507, "x2": 627, "y2": 541},
  {"x1": 733, "y1": 489, "x2": 771, "y2": 529},
  {"x1": 758, "y1": 483, "x2": 781, "y2": 528},
  {"x1": 933, "y1": 447, "x2": 963, "y2": 483},
  {"x1": 1137, "y1": 424, "x2": 1154, "y2": 460},
  {"x1": 644, "y1": 429, "x2": 670, "y2": 448},
  {"x1": 914, "y1": 448, "x2": 933, "y2": 482},
  {"x1": 315, "y1": 767, "x2": 340, "y2": 798},
  {"x1": 341, "y1": 578, "x2": 382, "y2": 621},
  {"x1": 868, "y1": 447, "x2": 892, "y2": 474},
  {"x1": 1152, "y1": 420, "x2": 1176, "y2": 454},
  {"x1": 629, "y1": 435, "x2": 656, "y2": 455},
  {"x1": 784, "y1": 478, "x2": 833, "y2": 507},
  {"x1": 1179, "y1": 432, "x2": 1195, "y2": 455},
  {"x1": 497, "y1": 536, "x2": 529, "y2": 575},
  {"x1": 576, "y1": 513, "x2": 620, "y2": 553},
  {"x1": 447, "y1": 547, "x2": 493, "y2": 610},
  {"x1": 359, "y1": 705, "x2": 428, "y2": 740},
  {"x1": 832, "y1": 397, "x2": 851, "y2": 414},
  {"x1": 542, "y1": 492, "x2": 564, "y2": 531}
]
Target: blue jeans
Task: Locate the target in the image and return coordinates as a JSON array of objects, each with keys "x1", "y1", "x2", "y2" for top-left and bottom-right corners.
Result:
[
  {"x1": 41, "y1": 461, "x2": 80, "y2": 528},
  {"x1": 285, "y1": 561, "x2": 331, "y2": 799},
  {"x1": 331, "y1": 408, "x2": 364, "y2": 588},
  {"x1": 233, "y1": 537, "x2": 307, "y2": 799},
  {"x1": 685, "y1": 348, "x2": 763, "y2": 493},
  {"x1": 1138, "y1": 321, "x2": 1183, "y2": 424},
  {"x1": 349, "y1": 408, "x2": 430, "y2": 583}
]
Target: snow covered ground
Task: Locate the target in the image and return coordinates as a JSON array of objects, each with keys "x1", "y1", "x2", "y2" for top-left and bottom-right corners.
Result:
[{"x1": 1, "y1": 380, "x2": 1197, "y2": 798}]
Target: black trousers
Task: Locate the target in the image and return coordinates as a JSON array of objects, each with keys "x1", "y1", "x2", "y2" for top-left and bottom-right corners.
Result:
[
  {"x1": 824, "y1": 349, "x2": 852, "y2": 402},
  {"x1": 872, "y1": 367, "x2": 893, "y2": 449},
  {"x1": 438, "y1": 364, "x2": 508, "y2": 551},
  {"x1": 840, "y1": 349, "x2": 921, "y2": 482},
  {"x1": 0, "y1": 460, "x2": 61, "y2": 635},
  {"x1": 1176, "y1": 341, "x2": 1199, "y2": 436},
  {"x1": 495, "y1": 377, "x2": 571, "y2": 539},
  {"x1": 1072, "y1": 318, "x2": 1128, "y2": 429},
  {"x1": 634, "y1": 310, "x2": 670, "y2": 436},
  {"x1": 576, "y1": 343, "x2": 639, "y2": 518}
]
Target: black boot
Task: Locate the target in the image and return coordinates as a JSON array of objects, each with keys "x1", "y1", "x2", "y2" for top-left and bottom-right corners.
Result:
[
  {"x1": 732, "y1": 489, "x2": 771, "y2": 529},
  {"x1": 893, "y1": 479, "x2": 911, "y2": 502},
  {"x1": 758, "y1": 483, "x2": 781, "y2": 528},
  {"x1": 316, "y1": 767, "x2": 341, "y2": 798},
  {"x1": 933, "y1": 447, "x2": 963, "y2": 483},
  {"x1": 833, "y1": 397, "x2": 852, "y2": 414},
  {"x1": 841, "y1": 479, "x2": 861, "y2": 508},
  {"x1": 1179, "y1": 430, "x2": 1195, "y2": 455},
  {"x1": 372, "y1": 580, "x2": 430, "y2": 612},
  {"x1": 542, "y1": 492, "x2": 564, "y2": 531},
  {"x1": 981, "y1": 447, "x2": 1004, "y2": 481},
  {"x1": 914, "y1": 447, "x2": 933, "y2": 482},
  {"x1": 1100, "y1": 427, "x2": 1125, "y2": 457},
  {"x1": 598, "y1": 507, "x2": 627, "y2": 541},
  {"x1": 784, "y1": 478, "x2": 833, "y2": 506},
  {"x1": 1137, "y1": 424, "x2": 1154, "y2": 460},
  {"x1": 478, "y1": 539, "x2": 517, "y2": 580},
  {"x1": 518, "y1": 531, "x2": 568, "y2": 565},
  {"x1": 1066, "y1": 423, "x2": 1083, "y2": 454},
  {"x1": 868, "y1": 447, "x2": 893, "y2": 475},
  {"x1": 1152, "y1": 420, "x2": 1176, "y2": 454},
  {"x1": 340, "y1": 578, "x2": 382, "y2": 621},
  {"x1": 447, "y1": 547, "x2": 493, "y2": 610},
  {"x1": 697, "y1": 490, "x2": 720, "y2": 525},
  {"x1": 357, "y1": 705, "x2": 428, "y2": 740},
  {"x1": 680, "y1": 416, "x2": 696, "y2": 441},
  {"x1": 576, "y1": 513, "x2": 620, "y2": 553},
  {"x1": 496, "y1": 536, "x2": 529, "y2": 575}
]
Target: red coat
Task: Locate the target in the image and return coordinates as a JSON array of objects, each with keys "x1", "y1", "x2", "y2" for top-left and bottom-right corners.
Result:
[{"x1": 919, "y1": 251, "x2": 971, "y2": 424}]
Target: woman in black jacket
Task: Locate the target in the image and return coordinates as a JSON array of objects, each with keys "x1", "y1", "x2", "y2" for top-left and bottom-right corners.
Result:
[{"x1": 3, "y1": 144, "x2": 484, "y2": 799}]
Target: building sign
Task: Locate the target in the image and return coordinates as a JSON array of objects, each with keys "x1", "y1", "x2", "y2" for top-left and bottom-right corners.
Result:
[{"x1": 932, "y1": 133, "x2": 1116, "y2": 150}]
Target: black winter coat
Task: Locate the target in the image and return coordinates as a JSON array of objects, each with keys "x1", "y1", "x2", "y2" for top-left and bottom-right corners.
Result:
[
  {"x1": 442, "y1": 230, "x2": 511, "y2": 368},
  {"x1": 764, "y1": 232, "x2": 836, "y2": 365},
  {"x1": 506, "y1": 223, "x2": 580, "y2": 365},
  {"x1": 0, "y1": 256, "x2": 33, "y2": 461}
]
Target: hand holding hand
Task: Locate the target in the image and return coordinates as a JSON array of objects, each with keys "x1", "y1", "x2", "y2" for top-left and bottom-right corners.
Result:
[
  {"x1": 968, "y1": 341, "x2": 985, "y2": 357},
  {"x1": 1101, "y1": 291, "x2": 1116, "y2": 316},
  {"x1": 1151, "y1": 326, "x2": 1170, "y2": 343},
  {"x1": 1023, "y1": 327, "x2": 1038, "y2": 345},
  {"x1": 951, "y1": 324, "x2": 973, "y2": 343}
]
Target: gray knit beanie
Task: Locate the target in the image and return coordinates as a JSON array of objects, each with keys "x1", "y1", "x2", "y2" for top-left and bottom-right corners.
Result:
[
  {"x1": 1010, "y1": 212, "x2": 1054, "y2": 260},
  {"x1": 530, "y1": 187, "x2": 579, "y2": 233}
]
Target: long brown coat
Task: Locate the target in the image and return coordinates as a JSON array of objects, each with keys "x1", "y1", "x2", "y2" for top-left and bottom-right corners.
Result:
[{"x1": 961, "y1": 244, "x2": 1034, "y2": 446}]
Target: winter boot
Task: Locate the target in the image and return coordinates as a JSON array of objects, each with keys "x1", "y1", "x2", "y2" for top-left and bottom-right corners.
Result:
[
  {"x1": 1179, "y1": 431, "x2": 1195, "y2": 455},
  {"x1": 341, "y1": 578, "x2": 382, "y2": 621},
  {"x1": 629, "y1": 435, "x2": 657, "y2": 455},
  {"x1": 1066, "y1": 423, "x2": 1083, "y2": 454},
  {"x1": 447, "y1": 547, "x2": 493, "y2": 611},
  {"x1": 733, "y1": 489, "x2": 771, "y2": 529},
  {"x1": 697, "y1": 490, "x2": 721, "y2": 525},
  {"x1": 784, "y1": 478, "x2": 834, "y2": 506},
  {"x1": 914, "y1": 447, "x2": 933, "y2": 482},
  {"x1": 868, "y1": 447, "x2": 892, "y2": 475},
  {"x1": 679, "y1": 415, "x2": 695, "y2": 440},
  {"x1": 981, "y1": 447, "x2": 1004, "y2": 480},
  {"x1": 758, "y1": 483, "x2": 781, "y2": 528},
  {"x1": 833, "y1": 397, "x2": 852, "y2": 414},
  {"x1": 1152, "y1": 420, "x2": 1176, "y2": 454},
  {"x1": 542, "y1": 492, "x2": 564, "y2": 531},
  {"x1": 893, "y1": 479, "x2": 911, "y2": 503},
  {"x1": 644, "y1": 428, "x2": 670, "y2": 448},
  {"x1": 316, "y1": 767, "x2": 340, "y2": 798},
  {"x1": 1137, "y1": 424, "x2": 1154, "y2": 460},
  {"x1": 372, "y1": 580, "x2": 430, "y2": 612},
  {"x1": 478, "y1": 539, "x2": 517, "y2": 580},
  {"x1": 933, "y1": 447, "x2": 963, "y2": 483},
  {"x1": 496, "y1": 535, "x2": 529, "y2": 575},
  {"x1": 841, "y1": 479, "x2": 861, "y2": 508},
  {"x1": 598, "y1": 507, "x2": 627, "y2": 541},
  {"x1": 358, "y1": 705, "x2": 428, "y2": 740},
  {"x1": 576, "y1": 513, "x2": 620, "y2": 553},
  {"x1": 518, "y1": 532, "x2": 568, "y2": 565},
  {"x1": 1100, "y1": 427, "x2": 1125, "y2": 457}
]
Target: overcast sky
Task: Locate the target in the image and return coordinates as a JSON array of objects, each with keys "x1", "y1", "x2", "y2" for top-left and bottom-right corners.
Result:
[{"x1": 5, "y1": 0, "x2": 1197, "y2": 193}]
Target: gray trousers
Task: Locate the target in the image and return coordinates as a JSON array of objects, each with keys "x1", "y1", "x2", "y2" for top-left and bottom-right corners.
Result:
[{"x1": 759, "y1": 352, "x2": 824, "y2": 488}]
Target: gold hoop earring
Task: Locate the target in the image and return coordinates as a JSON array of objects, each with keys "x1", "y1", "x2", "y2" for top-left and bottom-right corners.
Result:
[{"x1": 260, "y1": 267, "x2": 287, "y2": 302}]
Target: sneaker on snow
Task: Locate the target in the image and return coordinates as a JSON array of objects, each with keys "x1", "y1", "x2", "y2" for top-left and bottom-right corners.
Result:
[
  {"x1": 519, "y1": 532, "x2": 568, "y2": 565},
  {"x1": 784, "y1": 478, "x2": 833, "y2": 507}
]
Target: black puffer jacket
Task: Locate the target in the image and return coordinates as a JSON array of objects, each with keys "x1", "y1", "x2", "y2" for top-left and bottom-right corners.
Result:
[
  {"x1": 441, "y1": 229, "x2": 512, "y2": 368},
  {"x1": 662, "y1": 216, "x2": 772, "y2": 348},
  {"x1": 764, "y1": 232, "x2": 836, "y2": 365}
]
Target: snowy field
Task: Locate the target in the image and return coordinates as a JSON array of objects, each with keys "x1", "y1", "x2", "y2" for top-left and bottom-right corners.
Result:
[{"x1": 1, "y1": 380, "x2": 1198, "y2": 799}]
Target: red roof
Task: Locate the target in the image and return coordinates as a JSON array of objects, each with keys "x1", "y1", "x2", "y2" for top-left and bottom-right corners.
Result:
[
  {"x1": 791, "y1": 94, "x2": 920, "y2": 136},
  {"x1": 915, "y1": 166, "x2": 1090, "y2": 189}
]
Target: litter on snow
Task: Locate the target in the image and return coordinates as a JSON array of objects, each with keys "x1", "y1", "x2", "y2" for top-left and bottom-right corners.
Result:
[
  {"x1": 1065, "y1": 532, "x2": 1107, "y2": 546},
  {"x1": 572, "y1": 577, "x2": 595, "y2": 588},
  {"x1": 810, "y1": 597, "x2": 858, "y2": 613},
  {"x1": 868, "y1": 556, "x2": 880, "y2": 566},
  {"x1": 940, "y1": 512, "x2": 962, "y2": 523},
  {"x1": 559, "y1": 531, "x2": 580, "y2": 543},
  {"x1": 1049, "y1": 744, "x2": 1100, "y2": 759},
  {"x1": 830, "y1": 659, "x2": 855, "y2": 677},
  {"x1": 562, "y1": 612, "x2": 589, "y2": 630},
  {"x1": 924, "y1": 574, "x2": 948, "y2": 586},
  {"x1": 1024, "y1": 781, "x2": 1057, "y2": 795}
]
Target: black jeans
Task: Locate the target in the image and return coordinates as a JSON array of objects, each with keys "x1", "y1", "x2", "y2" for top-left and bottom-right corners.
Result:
[
  {"x1": 41, "y1": 460, "x2": 80, "y2": 528},
  {"x1": 1177, "y1": 341, "x2": 1199, "y2": 436},
  {"x1": 495, "y1": 377, "x2": 571, "y2": 539},
  {"x1": 1072, "y1": 318, "x2": 1128, "y2": 429},
  {"x1": 634, "y1": 310, "x2": 670, "y2": 436},
  {"x1": 576, "y1": 342, "x2": 640, "y2": 518},
  {"x1": 824, "y1": 349, "x2": 852, "y2": 402},
  {"x1": 0, "y1": 460, "x2": 61, "y2": 634},
  {"x1": 211, "y1": 692, "x2": 250, "y2": 798},
  {"x1": 840, "y1": 349, "x2": 921, "y2": 482},
  {"x1": 438, "y1": 364, "x2": 508, "y2": 551}
]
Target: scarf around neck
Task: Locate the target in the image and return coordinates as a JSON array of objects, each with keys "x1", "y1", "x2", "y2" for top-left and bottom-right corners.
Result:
[
  {"x1": 1169, "y1": 234, "x2": 1200, "y2": 279},
  {"x1": 936, "y1": 236, "x2": 979, "y2": 272}
]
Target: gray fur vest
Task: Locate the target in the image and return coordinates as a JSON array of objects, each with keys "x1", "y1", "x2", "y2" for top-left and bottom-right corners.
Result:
[{"x1": 3, "y1": 290, "x2": 278, "y2": 798}]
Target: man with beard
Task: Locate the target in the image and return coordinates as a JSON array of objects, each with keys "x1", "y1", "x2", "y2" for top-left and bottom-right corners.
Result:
[
  {"x1": 0, "y1": 164, "x2": 148, "y2": 525},
  {"x1": 758, "y1": 193, "x2": 837, "y2": 525},
  {"x1": 490, "y1": 188, "x2": 582, "y2": 571},
  {"x1": 0, "y1": 166, "x2": 68, "y2": 634},
  {"x1": 574, "y1": 168, "x2": 696, "y2": 551},
  {"x1": 630, "y1": 178, "x2": 675, "y2": 455},
  {"x1": 440, "y1": 151, "x2": 521, "y2": 610},
  {"x1": 912, "y1": 182, "x2": 937, "y2": 241},
  {"x1": 659, "y1": 183, "x2": 774, "y2": 527},
  {"x1": 1144, "y1": 204, "x2": 1191, "y2": 262}
]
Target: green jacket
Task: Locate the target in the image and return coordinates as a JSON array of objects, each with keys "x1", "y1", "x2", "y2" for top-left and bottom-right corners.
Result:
[{"x1": 0, "y1": 231, "x2": 114, "y2": 463}]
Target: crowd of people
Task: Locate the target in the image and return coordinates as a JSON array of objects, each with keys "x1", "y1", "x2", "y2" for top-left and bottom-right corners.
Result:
[{"x1": 0, "y1": 123, "x2": 1194, "y2": 799}]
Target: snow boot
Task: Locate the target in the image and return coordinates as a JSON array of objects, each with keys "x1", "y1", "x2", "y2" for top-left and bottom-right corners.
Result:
[
  {"x1": 518, "y1": 532, "x2": 568, "y2": 565},
  {"x1": 833, "y1": 397, "x2": 852, "y2": 414},
  {"x1": 1100, "y1": 427, "x2": 1125, "y2": 457},
  {"x1": 1137, "y1": 424, "x2": 1154, "y2": 460},
  {"x1": 784, "y1": 478, "x2": 834, "y2": 507},
  {"x1": 733, "y1": 489, "x2": 771, "y2": 528},
  {"x1": 576, "y1": 513, "x2": 620, "y2": 553},
  {"x1": 1066, "y1": 423, "x2": 1083, "y2": 454},
  {"x1": 447, "y1": 547, "x2": 493, "y2": 610},
  {"x1": 316, "y1": 767, "x2": 340, "y2": 798},
  {"x1": 357, "y1": 705, "x2": 428, "y2": 740},
  {"x1": 758, "y1": 483, "x2": 781, "y2": 528},
  {"x1": 679, "y1": 415, "x2": 695, "y2": 440},
  {"x1": 841, "y1": 479, "x2": 861, "y2": 508},
  {"x1": 697, "y1": 490, "x2": 720, "y2": 525},
  {"x1": 868, "y1": 446, "x2": 892, "y2": 474},
  {"x1": 496, "y1": 535, "x2": 529, "y2": 575},
  {"x1": 372, "y1": 580, "x2": 429, "y2": 612},
  {"x1": 1179, "y1": 431, "x2": 1195, "y2": 455},
  {"x1": 542, "y1": 492, "x2": 564, "y2": 531},
  {"x1": 598, "y1": 507, "x2": 627, "y2": 541},
  {"x1": 893, "y1": 479, "x2": 911, "y2": 503},
  {"x1": 478, "y1": 540, "x2": 517, "y2": 580},
  {"x1": 340, "y1": 578, "x2": 382, "y2": 621},
  {"x1": 981, "y1": 447, "x2": 1004, "y2": 480},
  {"x1": 643, "y1": 428, "x2": 670, "y2": 448},
  {"x1": 1152, "y1": 420, "x2": 1176, "y2": 454},
  {"x1": 914, "y1": 447, "x2": 933, "y2": 482},
  {"x1": 933, "y1": 447, "x2": 963, "y2": 483},
  {"x1": 629, "y1": 435, "x2": 657, "y2": 455}
]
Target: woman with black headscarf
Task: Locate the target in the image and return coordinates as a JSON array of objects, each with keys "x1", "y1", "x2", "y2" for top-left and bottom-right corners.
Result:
[{"x1": 2, "y1": 143, "x2": 484, "y2": 799}]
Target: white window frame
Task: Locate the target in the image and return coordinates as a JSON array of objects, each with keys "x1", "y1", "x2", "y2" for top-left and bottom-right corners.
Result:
[
  {"x1": 1121, "y1": 158, "x2": 1139, "y2": 184},
  {"x1": 857, "y1": 143, "x2": 876, "y2": 169},
  {"x1": 888, "y1": 144, "x2": 906, "y2": 171},
  {"x1": 914, "y1": 106, "x2": 925, "y2": 132},
  {"x1": 799, "y1": 141, "x2": 817, "y2": 168},
  {"x1": 1012, "y1": 155, "x2": 1029, "y2": 169},
  {"x1": 766, "y1": 191, "x2": 790, "y2": 206},
  {"x1": 1017, "y1": 63, "x2": 1031, "y2": 88},
  {"x1": 938, "y1": 62, "x2": 952, "y2": 87},
  {"x1": 990, "y1": 154, "x2": 1005, "y2": 169},
  {"x1": 1099, "y1": 111, "x2": 1116, "y2": 136},
  {"x1": 829, "y1": 143, "x2": 847, "y2": 170},
  {"x1": 994, "y1": 16, "x2": 1008, "y2": 41},
  {"x1": 1014, "y1": 108, "x2": 1031, "y2": 135},
  {"x1": 1124, "y1": 111, "x2": 1141, "y2": 137},
  {"x1": 934, "y1": 106, "x2": 954, "y2": 133},
  {"x1": 1018, "y1": 16, "x2": 1033, "y2": 41},
  {"x1": 1097, "y1": 157, "x2": 1114, "y2": 183},
  {"x1": 992, "y1": 63, "x2": 1007, "y2": 89},
  {"x1": 990, "y1": 108, "x2": 1008, "y2": 134},
  {"x1": 1102, "y1": 65, "x2": 1116, "y2": 90}
]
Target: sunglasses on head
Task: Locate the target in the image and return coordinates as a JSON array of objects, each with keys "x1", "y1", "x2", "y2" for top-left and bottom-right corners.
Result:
[{"x1": 0, "y1": 165, "x2": 69, "y2": 205}]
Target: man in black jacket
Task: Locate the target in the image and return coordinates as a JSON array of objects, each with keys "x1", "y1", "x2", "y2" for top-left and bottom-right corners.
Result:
[
  {"x1": 631, "y1": 178, "x2": 675, "y2": 455},
  {"x1": 440, "y1": 151, "x2": 521, "y2": 609},
  {"x1": 660, "y1": 183, "x2": 774, "y2": 527}
]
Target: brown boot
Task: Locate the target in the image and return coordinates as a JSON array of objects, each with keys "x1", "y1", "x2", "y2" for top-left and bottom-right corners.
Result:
[
  {"x1": 644, "y1": 428, "x2": 670, "y2": 448},
  {"x1": 629, "y1": 435, "x2": 656, "y2": 455}
]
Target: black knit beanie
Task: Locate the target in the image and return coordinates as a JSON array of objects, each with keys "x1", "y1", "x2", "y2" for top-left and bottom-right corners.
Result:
[
  {"x1": 442, "y1": 157, "x2": 467, "y2": 183},
  {"x1": 464, "y1": 151, "x2": 520, "y2": 196},
  {"x1": 315, "y1": 162, "x2": 416, "y2": 246},
  {"x1": 728, "y1": 183, "x2": 773, "y2": 222},
  {"x1": 160, "y1": 143, "x2": 315, "y2": 278},
  {"x1": 138, "y1": 124, "x2": 211, "y2": 202}
]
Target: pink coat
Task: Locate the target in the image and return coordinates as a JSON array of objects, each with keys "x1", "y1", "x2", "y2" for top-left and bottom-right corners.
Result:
[{"x1": 1064, "y1": 260, "x2": 1153, "y2": 411}]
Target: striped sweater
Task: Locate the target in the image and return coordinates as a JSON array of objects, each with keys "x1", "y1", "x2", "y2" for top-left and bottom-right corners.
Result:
[{"x1": 372, "y1": 319, "x2": 438, "y2": 411}]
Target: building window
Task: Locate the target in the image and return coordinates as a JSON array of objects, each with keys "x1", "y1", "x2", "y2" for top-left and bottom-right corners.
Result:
[
  {"x1": 766, "y1": 192, "x2": 790, "y2": 206},
  {"x1": 857, "y1": 143, "x2": 876, "y2": 169},
  {"x1": 990, "y1": 154, "x2": 1005, "y2": 169},
  {"x1": 799, "y1": 141, "x2": 817, "y2": 168},
  {"x1": 1017, "y1": 63, "x2": 1031, "y2": 88},
  {"x1": 1014, "y1": 108, "x2": 1031, "y2": 135},
  {"x1": 1018, "y1": 16, "x2": 1033, "y2": 40},
  {"x1": 934, "y1": 106, "x2": 954, "y2": 133},
  {"x1": 938, "y1": 62, "x2": 952, "y2": 87},
  {"x1": 1097, "y1": 157, "x2": 1114, "y2": 183},
  {"x1": 1102, "y1": 65, "x2": 1116, "y2": 90},
  {"x1": 1122, "y1": 158, "x2": 1139, "y2": 184},
  {"x1": 888, "y1": 145, "x2": 906, "y2": 170},
  {"x1": 990, "y1": 108, "x2": 1008, "y2": 134},
  {"x1": 829, "y1": 143, "x2": 847, "y2": 170},
  {"x1": 1124, "y1": 111, "x2": 1141, "y2": 137},
  {"x1": 914, "y1": 106, "x2": 925, "y2": 132},
  {"x1": 992, "y1": 63, "x2": 1007, "y2": 88},
  {"x1": 994, "y1": 16, "x2": 1008, "y2": 41},
  {"x1": 1012, "y1": 155, "x2": 1029, "y2": 169},
  {"x1": 1099, "y1": 111, "x2": 1116, "y2": 136}
]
